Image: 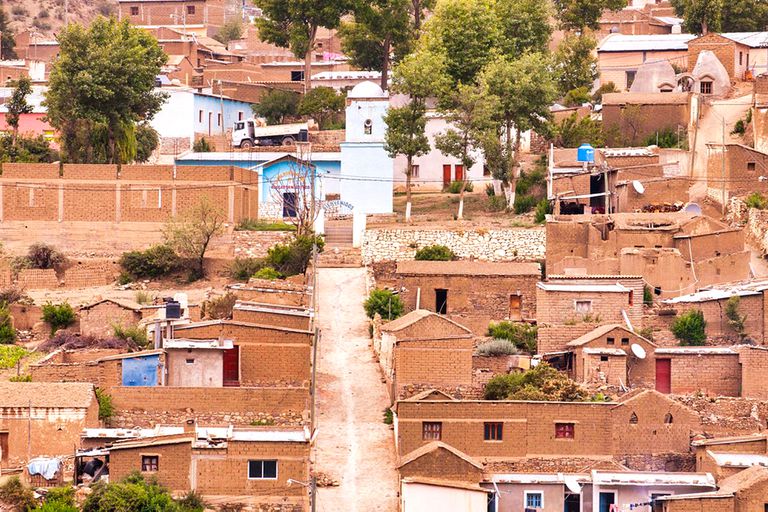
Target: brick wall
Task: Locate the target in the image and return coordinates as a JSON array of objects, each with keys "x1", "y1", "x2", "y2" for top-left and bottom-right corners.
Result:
[
  {"x1": 394, "y1": 337, "x2": 474, "y2": 390},
  {"x1": 737, "y1": 347, "x2": 768, "y2": 399},
  {"x1": 659, "y1": 353, "x2": 741, "y2": 396},
  {"x1": 110, "y1": 441, "x2": 191, "y2": 492},
  {"x1": 79, "y1": 302, "x2": 142, "y2": 338},
  {"x1": 538, "y1": 324, "x2": 596, "y2": 354},
  {"x1": 399, "y1": 445, "x2": 484, "y2": 482},
  {"x1": 687, "y1": 34, "x2": 736, "y2": 77},
  {"x1": 668, "y1": 295, "x2": 764, "y2": 343},
  {"x1": 662, "y1": 496, "x2": 734, "y2": 511},
  {"x1": 580, "y1": 352, "x2": 627, "y2": 386},
  {"x1": 17, "y1": 269, "x2": 58, "y2": 289},
  {"x1": 537, "y1": 289, "x2": 636, "y2": 326},
  {"x1": 231, "y1": 308, "x2": 311, "y2": 330}
]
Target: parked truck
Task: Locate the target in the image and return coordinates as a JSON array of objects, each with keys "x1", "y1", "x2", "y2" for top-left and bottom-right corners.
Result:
[{"x1": 232, "y1": 118, "x2": 310, "y2": 148}]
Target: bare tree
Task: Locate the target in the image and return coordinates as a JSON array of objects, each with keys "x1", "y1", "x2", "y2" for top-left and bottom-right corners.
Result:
[
  {"x1": 163, "y1": 197, "x2": 227, "y2": 279},
  {"x1": 267, "y1": 143, "x2": 321, "y2": 236}
]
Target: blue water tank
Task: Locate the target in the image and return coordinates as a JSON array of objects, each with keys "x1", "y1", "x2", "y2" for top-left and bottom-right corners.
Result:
[{"x1": 577, "y1": 143, "x2": 595, "y2": 163}]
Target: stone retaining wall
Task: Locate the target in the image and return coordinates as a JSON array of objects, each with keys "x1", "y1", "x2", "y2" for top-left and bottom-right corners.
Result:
[
  {"x1": 728, "y1": 196, "x2": 768, "y2": 255},
  {"x1": 361, "y1": 227, "x2": 546, "y2": 264}
]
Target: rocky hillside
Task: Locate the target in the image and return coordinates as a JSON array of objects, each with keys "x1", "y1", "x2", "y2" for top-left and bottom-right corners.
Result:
[{"x1": 4, "y1": 0, "x2": 117, "y2": 37}]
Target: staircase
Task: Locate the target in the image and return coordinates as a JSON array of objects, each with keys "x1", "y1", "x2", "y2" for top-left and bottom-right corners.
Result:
[
  {"x1": 317, "y1": 246, "x2": 362, "y2": 268},
  {"x1": 323, "y1": 222, "x2": 354, "y2": 247}
]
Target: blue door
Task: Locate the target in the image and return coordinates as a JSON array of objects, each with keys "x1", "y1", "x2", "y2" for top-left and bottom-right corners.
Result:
[
  {"x1": 121, "y1": 354, "x2": 160, "y2": 386},
  {"x1": 599, "y1": 492, "x2": 615, "y2": 512}
]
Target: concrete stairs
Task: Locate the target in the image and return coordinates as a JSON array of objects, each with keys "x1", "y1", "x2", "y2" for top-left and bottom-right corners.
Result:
[
  {"x1": 323, "y1": 224, "x2": 354, "y2": 247},
  {"x1": 317, "y1": 246, "x2": 362, "y2": 268}
]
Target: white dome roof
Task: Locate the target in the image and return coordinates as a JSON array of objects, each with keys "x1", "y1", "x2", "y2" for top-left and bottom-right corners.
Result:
[{"x1": 348, "y1": 80, "x2": 386, "y2": 99}]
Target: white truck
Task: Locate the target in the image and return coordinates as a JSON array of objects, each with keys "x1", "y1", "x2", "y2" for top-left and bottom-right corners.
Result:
[{"x1": 232, "y1": 118, "x2": 310, "y2": 148}]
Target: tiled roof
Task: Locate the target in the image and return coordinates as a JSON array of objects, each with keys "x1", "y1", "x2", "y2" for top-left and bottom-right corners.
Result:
[{"x1": 396, "y1": 260, "x2": 540, "y2": 276}]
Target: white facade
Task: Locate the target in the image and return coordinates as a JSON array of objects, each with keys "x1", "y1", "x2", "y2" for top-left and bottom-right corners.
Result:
[
  {"x1": 339, "y1": 81, "x2": 394, "y2": 214},
  {"x1": 150, "y1": 88, "x2": 195, "y2": 142},
  {"x1": 401, "y1": 482, "x2": 488, "y2": 512}
]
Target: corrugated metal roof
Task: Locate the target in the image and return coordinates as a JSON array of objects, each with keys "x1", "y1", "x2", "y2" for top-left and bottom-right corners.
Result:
[
  {"x1": 720, "y1": 32, "x2": 768, "y2": 48},
  {"x1": 655, "y1": 347, "x2": 737, "y2": 355},
  {"x1": 591, "y1": 470, "x2": 715, "y2": 487},
  {"x1": 664, "y1": 289, "x2": 761, "y2": 303},
  {"x1": 710, "y1": 451, "x2": 768, "y2": 468},
  {"x1": 537, "y1": 282, "x2": 630, "y2": 293},
  {"x1": 598, "y1": 33, "x2": 696, "y2": 52},
  {"x1": 583, "y1": 348, "x2": 627, "y2": 356}
]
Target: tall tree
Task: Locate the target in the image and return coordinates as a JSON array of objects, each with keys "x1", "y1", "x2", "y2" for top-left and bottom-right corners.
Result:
[
  {"x1": 46, "y1": 17, "x2": 167, "y2": 166},
  {"x1": 298, "y1": 86, "x2": 344, "y2": 129},
  {"x1": 0, "y1": 7, "x2": 16, "y2": 60},
  {"x1": 253, "y1": 89, "x2": 300, "y2": 124},
  {"x1": 435, "y1": 84, "x2": 496, "y2": 220},
  {"x1": 553, "y1": 0, "x2": 626, "y2": 31},
  {"x1": 553, "y1": 33, "x2": 599, "y2": 96},
  {"x1": 479, "y1": 53, "x2": 556, "y2": 208},
  {"x1": 385, "y1": 52, "x2": 449, "y2": 222},
  {"x1": 255, "y1": 0, "x2": 354, "y2": 91},
  {"x1": 6, "y1": 76, "x2": 32, "y2": 144},
  {"x1": 339, "y1": 0, "x2": 413, "y2": 90},
  {"x1": 495, "y1": 0, "x2": 552, "y2": 56},
  {"x1": 411, "y1": 0, "x2": 436, "y2": 31},
  {"x1": 670, "y1": 0, "x2": 723, "y2": 34},
  {"x1": 721, "y1": 0, "x2": 768, "y2": 32}
]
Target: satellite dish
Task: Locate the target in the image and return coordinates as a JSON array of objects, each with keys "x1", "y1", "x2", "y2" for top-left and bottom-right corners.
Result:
[
  {"x1": 632, "y1": 180, "x2": 645, "y2": 194},
  {"x1": 530, "y1": 356, "x2": 541, "y2": 368},
  {"x1": 631, "y1": 343, "x2": 647, "y2": 359},
  {"x1": 564, "y1": 475, "x2": 582, "y2": 494},
  {"x1": 683, "y1": 202, "x2": 702, "y2": 215}
]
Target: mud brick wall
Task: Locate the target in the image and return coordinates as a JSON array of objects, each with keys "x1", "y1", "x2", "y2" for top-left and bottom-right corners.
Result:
[
  {"x1": 537, "y1": 324, "x2": 596, "y2": 354},
  {"x1": 16, "y1": 269, "x2": 58, "y2": 289},
  {"x1": 62, "y1": 260, "x2": 121, "y2": 289},
  {"x1": 1, "y1": 163, "x2": 60, "y2": 179},
  {"x1": 399, "y1": 445, "x2": 484, "y2": 482},
  {"x1": 3, "y1": 183, "x2": 58, "y2": 221},
  {"x1": 79, "y1": 302, "x2": 142, "y2": 338},
  {"x1": 109, "y1": 442, "x2": 192, "y2": 492},
  {"x1": 175, "y1": 166, "x2": 232, "y2": 181},
  {"x1": 663, "y1": 497, "x2": 734, "y2": 512},
  {"x1": 231, "y1": 308, "x2": 311, "y2": 330},
  {"x1": 395, "y1": 337, "x2": 474, "y2": 390},
  {"x1": 30, "y1": 358, "x2": 123, "y2": 389},
  {"x1": 736, "y1": 347, "x2": 768, "y2": 399}
]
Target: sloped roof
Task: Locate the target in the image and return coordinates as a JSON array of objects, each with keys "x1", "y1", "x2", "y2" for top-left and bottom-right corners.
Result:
[
  {"x1": 79, "y1": 298, "x2": 143, "y2": 312},
  {"x1": 692, "y1": 433, "x2": 768, "y2": 447},
  {"x1": 598, "y1": 33, "x2": 695, "y2": 52},
  {"x1": 396, "y1": 260, "x2": 540, "y2": 276},
  {"x1": 0, "y1": 382, "x2": 95, "y2": 409},
  {"x1": 708, "y1": 451, "x2": 768, "y2": 469},
  {"x1": 380, "y1": 309, "x2": 472, "y2": 335},
  {"x1": 719, "y1": 465, "x2": 768, "y2": 492},
  {"x1": 108, "y1": 436, "x2": 193, "y2": 451},
  {"x1": 398, "y1": 441, "x2": 482, "y2": 470},
  {"x1": 406, "y1": 389, "x2": 457, "y2": 401},
  {"x1": 401, "y1": 477, "x2": 491, "y2": 493},
  {"x1": 567, "y1": 324, "x2": 650, "y2": 347},
  {"x1": 718, "y1": 32, "x2": 768, "y2": 48}
]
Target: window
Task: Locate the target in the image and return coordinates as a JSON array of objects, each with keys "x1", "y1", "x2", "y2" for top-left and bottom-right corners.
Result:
[
  {"x1": 748, "y1": 162, "x2": 756, "y2": 171},
  {"x1": 574, "y1": 300, "x2": 592, "y2": 314},
  {"x1": 606, "y1": 337, "x2": 615, "y2": 345},
  {"x1": 130, "y1": 6, "x2": 139, "y2": 15},
  {"x1": 185, "y1": 358, "x2": 195, "y2": 364},
  {"x1": 422, "y1": 422, "x2": 442, "y2": 440},
  {"x1": 628, "y1": 290, "x2": 634, "y2": 306},
  {"x1": 524, "y1": 491, "x2": 543, "y2": 509},
  {"x1": 247, "y1": 460, "x2": 277, "y2": 479},
  {"x1": 555, "y1": 423, "x2": 574, "y2": 439},
  {"x1": 235, "y1": 121, "x2": 245, "y2": 131},
  {"x1": 290, "y1": 70, "x2": 305, "y2": 82},
  {"x1": 740, "y1": 51, "x2": 743, "y2": 65},
  {"x1": 700, "y1": 81, "x2": 712, "y2": 94},
  {"x1": 364, "y1": 119, "x2": 373, "y2": 135},
  {"x1": 141, "y1": 455, "x2": 159, "y2": 472},
  {"x1": 435, "y1": 289, "x2": 448, "y2": 315},
  {"x1": 238, "y1": 111, "x2": 244, "y2": 121},
  {"x1": 621, "y1": 337, "x2": 629, "y2": 346},
  {"x1": 509, "y1": 294, "x2": 522, "y2": 321},
  {"x1": 217, "y1": 113, "x2": 222, "y2": 126},
  {"x1": 625, "y1": 70, "x2": 636, "y2": 89},
  {"x1": 186, "y1": 5, "x2": 196, "y2": 15},
  {"x1": 629, "y1": 412, "x2": 638, "y2": 424},
  {"x1": 664, "y1": 413, "x2": 673, "y2": 424},
  {"x1": 411, "y1": 165, "x2": 420, "y2": 178},
  {"x1": 198, "y1": 110, "x2": 203, "y2": 123},
  {"x1": 484, "y1": 422, "x2": 503, "y2": 441},
  {"x1": 600, "y1": 355, "x2": 609, "y2": 362}
]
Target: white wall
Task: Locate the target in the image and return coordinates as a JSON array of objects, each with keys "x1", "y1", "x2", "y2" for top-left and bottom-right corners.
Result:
[
  {"x1": 150, "y1": 88, "x2": 195, "y2": 141},
  {"x1": 401, "y1": 482, "x2": 488, "y2": 512}
]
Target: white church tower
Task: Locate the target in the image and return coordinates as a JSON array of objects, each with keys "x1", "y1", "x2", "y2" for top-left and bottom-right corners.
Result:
[{"x1": 339, "y1": 81, "x2": 393, "y2": 214}]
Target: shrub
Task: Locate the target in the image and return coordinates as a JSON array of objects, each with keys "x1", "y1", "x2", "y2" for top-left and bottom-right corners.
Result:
[
  {"x1": 10, "y1": 373, "x2": 31, "y2": 382},
  {"x1": 643, "y1": 285, "x2": 653, "y2": 306},
  {"x1": 0, "y1": 477, "x2": 35, "y2": 511},
  {"x1": 119, "y1": 244, "x2": 180, "y2": 279},
  {"x1": 0, "y1": 302, "x2": 15, "y2": 344},
  {"x1": 235, "y1": 219, "x2": 296, "y2": 231},
  {"x1": 534, "y1": 199, "x2": 551, "y2": 224},
  {"x1": 383, "y1": 408, "x2": 393, "y2": 425},
  {"x1": 95, "y1": 388, "x2": 114, "y2": 423},
  {"x1": 134, "y1": 291, "x2": 155, "y2": 305},
  {"x1": 0, "y1": 286, "x2": 27, "y2": 304},
  {"x1": 414, "y1": 245, "x2": 455, "y2": 261},
  {"x1": 265, "y1": 235, "x2": 325, "y2": 276},
  {"x1": 0, "y1": 345, "x2": 28, "y2": 369},
  {"x1": 192, "y1": 136, "x2": 214, "y2": 152},
  {"x1": 488, "y1": 195, "x2": 507, "y2": 212},
  {"x1": 476, "y1": 339, "x2": 520, "y2": 356},
  {"x1": 563, "y1": 86, "x2": 591, "y2": 107},
  {"x1": 643, "y1": 126, "x2": 687, "y2": 149},
  {"x1": 364, "y1": 289, "x2": 404, "y2": 321},
  {"x1": 204, "y1": 293, "x2": 237, "y2": 320},
  {"x1": 113, "y1": 324, "x2": 149, "y2": 348},
  {"x1": 591, "y1": 81, "x2": 618, "y2": 103},
  {"x1": 447, "y1": 180, "x2": 473, "y2": 193},
  {"x1": 229, "y1": 257, "x2": 265, "y2": 281},
  {"x1": 672, "y1": 309, "x2": 707, "y2": 346},
  {"x1": 42, "y1": 487, "x2": 76, "y2": 507},
  {"x1": 636, "y1": 327, "x2": 654, "y2": 342},
  {"x1": 483, "y1": 363, "x2": 588, "y2": 401},
  {"x1": 485, "y1": 183, "x2": 495, "y2": 197},
  {"x1": 176, "y1": 490, "x2": 206, "y2": 511},
  {"x1": 83, "y1": 472, "x2": 177, "y2": 512},
  {"x1": 725, "y1": 295, "x2": 747, "y2": 340},
  {"x1": 732, "y1": 119, "x2": 746, "y2": 135},
  {"x1": 27, "y1": 242, "x2": 66, "y2": 270},
  {"x1": 514, "y1": 194, "x2": 538, "y2": 214},
  {"x1": 252, "y1": 267, "x2": 283, "y2": 280},
  {"x1": 42, "y1": 302, "x2": 76, "y2": 334},
  {"x1": 487, "y1": 321, "x2": 537, "y2": 353},
  {"x1": 746, "y1": 191, "x2": 768, "y2": 210}
]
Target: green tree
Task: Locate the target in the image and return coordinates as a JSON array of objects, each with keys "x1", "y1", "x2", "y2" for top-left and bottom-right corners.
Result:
[
  {"x1": 384, "y1": 52, "x2": 448, "y2": 223},
  {"x1": 253, "y1": 89, "x2": 300, "y2": 124},
  {"x1": 254, "y1": 0, "x2": 355, "y2": 91},
  {"x1": 298, "y1": 87, "x2": 344, "y2": 129},
  {"x1": 134, "y1": 123, "x2": 159, "y2": 163},
  {"x1": 340, "y1": 0, "x2": 413, "y2": 90},
  {"x1": 479, "y1": 53, "x2": 556, "y2": 208},
  {"x1": 483, "y1": 362, "x2": 589, "y2": 401},
  {"x1": 410, "y1": 0, "x2": 436, "y2": 31},
  {"x1": 554, "y1": 113, "x2": 605, "y2": 147},
  {"x1": 214, "y1": 18, "x2": 244, "y2": 44},
  {"x1": 0, "y1": 134, "x2": 58, "y2": 163},
  {"x1": 435, "y1": 84, "x2": 496, "y2": 220},
  {"x1": 495, "y1": 0, "x2": 552, "y2": 56},
  {"x1": 45, "y1": 17, "x2": 167, "y2": 167},
  {"x1": 553, "y1": 33, "x2": 598, "y2": 96},
  {"x1": 0, "y1": 8, "x2": 16, "y2": 60},
  {"x1": 553, "y1": 0, "x2": 626, "y2": 31},
  {"x1": 672, "y1": 309, "x2": 707, "y2": 346},
  {"x1": 670, "y1": 0, "x2": 723, "y2": 33},
  {"x1": 721, "y1": 0, "x2": 768, "y2": 31},
  {"x1": 163, "y1": 197, "x2": 227, "y2": 280},
  {"x1": 6, "y1": 76, "x2": 32, "y2": 144},
  {"x1": 364, "y1": 289, "x2": 404, "y2": 320}
]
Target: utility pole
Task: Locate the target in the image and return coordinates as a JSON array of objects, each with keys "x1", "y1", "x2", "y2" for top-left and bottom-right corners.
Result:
[
  {"x1": 722, "y1": 116, "x2": 727, "y2": 215},
  {"x1": 219, "y1": 80, "x2": 225, "y2": 137}
]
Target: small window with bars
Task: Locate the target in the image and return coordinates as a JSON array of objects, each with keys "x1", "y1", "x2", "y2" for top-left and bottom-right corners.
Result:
[
  {"x1": 484, "y1": 422, "x2": 503, "y2": 441},
  {"x1": 141, "y1": 455, "x2": 158, "y2": 472},
  {"x1": 422, "y1": 422, "x2": 442, "y2": 440},
  {"x1": 555, "y1": 423, "x2": 575, "y2": 439}
]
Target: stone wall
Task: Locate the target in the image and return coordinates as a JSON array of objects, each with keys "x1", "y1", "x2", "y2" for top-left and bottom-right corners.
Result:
[
  {"x1": 729, "y1": 196, "x2": 768, "y2": 256},
  {"x1": 361, "y1": 228, "x2": 546, "y2": 264}
]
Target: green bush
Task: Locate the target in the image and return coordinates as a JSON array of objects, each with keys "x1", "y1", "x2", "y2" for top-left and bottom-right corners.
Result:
[
  {"x1": 27, "y1": 242, "x2": 66, "y2": 270},
  {"x1": 235, "y1": 219, "x2": 296, "y2": 231},
  {"x1": 175, "y1": 490, "x2": 206, "y2": 512},
  {"x1": 0, "y1": 477, "x2": 35, "y2": 511},
  {"x1": 672, "y1": 309, "x2": 707, "y2": 346},
  {"x1": 483, "y1": 362, "x2": 588, "y2": 401},
  {"x1": 732, "y1": 119, "x2": 746, "y2": 135},
  {"x1": 119, "y1": 244, "x2": 180, "y2": 279},
  {"x1": 41, "y1": 486, "x2": 76, "y2": 507},
  {"x1": 265, "y1": 235, "x2": 325, "y2": 276},
  {"x1": 476, "y1": 339, "x2": 519, "y2": 356},
  {"x1": 534, "y1": 199, "x2": 551, "y2": 224},
  {"x1": 485, "y1": 183, "x2": 495, "y2": 196},
  {"x1": 488, "y1": 195, "x2": 507, "y2": 211},
  {"x1": 82, "y1": 473, "x2": 177, "y2": 512},
  {"x1": 643, "y1": 126, "x2": 687, "y2": 149},
  {"x1": 487, "y1": 321, "x2": 537, "y2": 353},
  {"x1": 229, "y1": 257, "x2": 265, "y2": 281},
  {"x1": 643, "y1": 285, "x2": 653, "y2": 306},
  {"x1": 446, "y1": 180, "x2": 473, "y2": 193},
  {"x1": 0, "y1": 302, "x2": 15, "y2": 344},
  {"x1": 10, "y1": 374, "x2": 31, "y2": 382},
  {"x1": 113, "y1": 324, "x2": 149, "y2": 348},
  {"x1": 364, "y1": 289, "x2": 404, "y2": 321},
  {"x1": 95, "y1": 387, "x2": 114, "y2": 423},
  {"x1": 192, "y1": 136, "x2": 214, "y2": 152},
  {"x1": 513, "y1": 194, "x2": 538, "y2": 214},
  {"x1": 414, "y1": 245, "x2": 455, "y2": 261},
  {"x1": 746, "y1": 192, "x2": 768, "y2": 210},
  {"x1": 252, "y1": 266, "x2": 283, "y2": 280},
  {"x1": 725, "y1": 295, "x2": 747, "y2": 340},
  {"x1": 0, "y1": 345, "x2": 28, "y2": 369},
  {"x1": 42, "y1": 302, "x2": 76, "y2": 334}
]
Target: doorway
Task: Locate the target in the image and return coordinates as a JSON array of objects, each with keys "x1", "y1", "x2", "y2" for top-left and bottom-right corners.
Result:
[
  {"x1": 282, "y1": 192, "x2": 298, "y2": 218},
  {"x1": 435, "y1": 289, "x2": 448, "y2": 315},
  {"x1": 223, "y1": 346, "x2": 240, "y2": 387},
  {"x1": 509, "y1": 294, "x2": 522, "y2": 321},
  {"x1": 564, "y1": 494, "x2": 580, "y2": 512},
  {"x1": 455, "y1": 164, "x2": 464, "y2": 181},
  {"x1": 589, "y1": 174, "x2": 606, "y2": 212},
  {"x1": 599, "y1": 492, "x2": 616, "y2": 512},
  {"x1": 655, "y1": 358, "x2": 671, "y2": 393},
  {"x1": 443, "y1": 165, "x2": 452, "y2": 186},
  {"x1": 0, "y1": 432, "x2": 8, "y2": 464}
]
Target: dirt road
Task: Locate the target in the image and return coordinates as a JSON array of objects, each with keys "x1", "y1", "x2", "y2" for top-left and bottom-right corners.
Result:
[{"x1": 314, "y1": 267, "x2": 398, "y2": 512}]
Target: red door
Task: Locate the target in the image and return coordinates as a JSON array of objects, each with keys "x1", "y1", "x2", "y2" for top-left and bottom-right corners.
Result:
[
  {"x1": 443, "y1": 164, "x2": 452, "y2": 186},
  {"x1": 655, "y1": 359, "x2": 671, "y2": 393},
  {"x1": 455, "y1": 164, "x2": 464, "y2": 181},
  {"x1": 223, "y1": 346, "x2": 240, "y2": 387}
]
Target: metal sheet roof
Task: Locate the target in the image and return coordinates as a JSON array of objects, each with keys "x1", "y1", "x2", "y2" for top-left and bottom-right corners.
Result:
[
  {"x1": 537, "y1": 282, "x2": 630, "y2": 293},
  {"x1": 710, "y1": 451, "x2": 768, "y2": 468},
  {"x1": 598, "y1": 33, "x2": 696, "y2": 52},
  {"x1": 720, "y1": 32, "x2": 768, "y2": 48},
  {"x1": 591, "y1": 471, "x2": 715, "y2": 487}
]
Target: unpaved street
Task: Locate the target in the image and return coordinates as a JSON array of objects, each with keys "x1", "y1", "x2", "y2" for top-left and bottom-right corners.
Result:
[{"x1": 314, "y1": 268, "x2": 398, "y2": 512}]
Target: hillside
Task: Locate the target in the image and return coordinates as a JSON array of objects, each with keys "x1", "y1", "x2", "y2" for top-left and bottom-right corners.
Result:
[{"x1": 3, "y1": 0, "x2": 117, "y2": 37}]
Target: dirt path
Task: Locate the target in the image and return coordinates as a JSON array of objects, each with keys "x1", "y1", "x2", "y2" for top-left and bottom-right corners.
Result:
[{"x1": 314, "y1": 268, "x2": 398, "y2": 512}]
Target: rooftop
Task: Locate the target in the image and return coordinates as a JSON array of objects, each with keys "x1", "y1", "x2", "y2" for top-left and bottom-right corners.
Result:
[
  {"x1": 380, "y1": 309, "x2": 473, "y2": 335},
  {"x1": 591, "y1": 470, "x2": 715, "y2": 487},
  {"x1": 0, "y1": 382, "x2": 95, "y2": 409},
  {"x1": 602, "y1": 92, "x2": 690, "y2": 105},
  {"x1": 709, "y1": 451, "x2": 768, "y2": 468},
  {"x1": 598, "y1": 33, "x2": 696, "y2": 52},
  {"x1": 396, "y1": 260, "x2": 541, "y2": 276},
  {"x1": 536, "y1": 282, "x2": 630, "y2": 293}
]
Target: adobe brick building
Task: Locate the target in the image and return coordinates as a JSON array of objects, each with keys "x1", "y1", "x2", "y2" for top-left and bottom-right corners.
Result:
[
  {"x1": 395, "y1": 261, "x2": 541, "y2": 335},
  {"x1": 0, "y1": 382, "x2": 99, "y2": 469},
  {"x1": 79, "y1": 299, "x2": 144, "y2": 338},
  {"x1": 693, "y1": 434, "x2": 768, "y2": 480},
  {"x1": 659, "y1": 465, "x2": 768, "y2": 511},
  {"x1": 602, "y1": 92, "x2": 692, "y2": 147},
  {"x1": 706, "y1": 143, "x2": 768, "y2": 206},
  {"x1": 377, "y1": 310, "x2": 474, "y2": 401},
  {"x1": 687, "y1": 33, "x2": 758, "y2": 81},
  {"x1": 232, "y1": 301, "x2": 312, "y2": 331},
  {"x1": 119, "y1": 0, "x2": 228, "y2": 28}
]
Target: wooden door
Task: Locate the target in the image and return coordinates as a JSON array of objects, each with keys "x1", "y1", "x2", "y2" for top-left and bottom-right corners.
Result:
[
  {"x1": 0, "y1": 432, "x2": 8, "y2": 464},
  {"x1": 509, "y1": 294, "x2": 522, "y2": 321},
  {"x1": 442, "y1": 164, "x2": 452, "y2": 186},
  {"x1": 655, "y1": 358, "x2": 671, "y2": 394},
  {"x1": 454, "y1": 164, "x2": 464, "y2": 181},
  {"x1": 223, "y1": 346, "x2": 240, "y2": 387}
]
